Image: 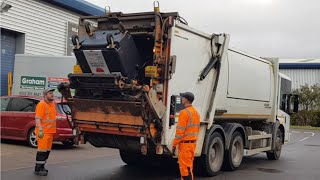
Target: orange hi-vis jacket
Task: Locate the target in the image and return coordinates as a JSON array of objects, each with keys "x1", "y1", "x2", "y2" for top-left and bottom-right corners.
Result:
[
  {"x1": 35, "y1": 100, "x2": 57, "y2": 134},
  {"x1": 173, "y1": 105, "x2": 200, "y2": 147}
]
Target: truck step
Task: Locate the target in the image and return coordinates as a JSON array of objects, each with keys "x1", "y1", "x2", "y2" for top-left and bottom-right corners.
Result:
[
  {"x1": 248, "y1": 134, "x2": 272, "y2": 140},
  {"x1": 244, "y1": 146, "x2": 272, "y2": 156}
]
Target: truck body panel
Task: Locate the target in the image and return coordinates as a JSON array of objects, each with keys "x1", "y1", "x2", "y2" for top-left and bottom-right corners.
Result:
[
  {"x1": 214, "y1": 49, "x2": 275, "y2": 121},
  {"x1": 163, "y1": 22, "x2": 278, "y2": 154}
]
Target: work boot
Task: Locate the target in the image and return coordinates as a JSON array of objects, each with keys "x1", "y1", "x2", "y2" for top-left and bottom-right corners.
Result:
[
  {"x1": 41, "y1": 164, "x2": 48, "y2": 173},
  {"x1": 34, "y1": 164, "x2": 48, "y2": 176},
  {"x1": 34, "y1": 169, "x2": 48, "y2": 176},
  {"x1": 44, "y1": 151, "x2": 50, "y2": 172}
]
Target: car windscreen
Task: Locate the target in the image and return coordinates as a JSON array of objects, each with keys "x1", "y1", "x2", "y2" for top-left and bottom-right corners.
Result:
[{"x1": 57, "y1": 103, "x2": 71, "y2": 114}]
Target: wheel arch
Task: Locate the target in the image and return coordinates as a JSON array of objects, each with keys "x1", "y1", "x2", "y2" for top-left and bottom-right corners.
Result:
[
  {"x1": 201, "y1": 124, "x2": 226, "y2": 155},
  {"x1": 24, "y1": 122, "x2": 36, "y2": 141},
  {"x1": 279, "y1": 123, "x2": 285, "y2": 144},
  {"x1": 220, "y1": 123, "x2": 247, "y2": 150}
]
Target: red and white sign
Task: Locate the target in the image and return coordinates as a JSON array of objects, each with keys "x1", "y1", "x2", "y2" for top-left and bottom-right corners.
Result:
[
  {"x1": 83, "y1": 50, "x2": 110, "y2": 74},
  {"x1": 48, "y1": 77, "x2": 69, "y2": 88}
]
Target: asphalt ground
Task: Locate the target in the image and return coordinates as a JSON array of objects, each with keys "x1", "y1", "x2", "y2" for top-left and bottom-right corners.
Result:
[{"x1": 1, "y1": 129, "x2": 320, "y2": 180}]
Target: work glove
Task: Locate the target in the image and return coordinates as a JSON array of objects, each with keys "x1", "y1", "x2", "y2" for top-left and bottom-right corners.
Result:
[{"x1": 38, "y1": 130, "x2": 44, "y2": 139}]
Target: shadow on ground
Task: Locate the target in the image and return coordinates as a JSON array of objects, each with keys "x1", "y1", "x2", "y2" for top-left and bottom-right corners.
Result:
[{"x1": 1, "y1": 139, "x2": 78, "y2": 150}]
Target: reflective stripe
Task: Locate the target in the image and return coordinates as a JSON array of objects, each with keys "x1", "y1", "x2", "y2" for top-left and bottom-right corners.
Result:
[
  {"x1": 45, "y1": 104, "x2": 49, "y2": 120},
  {"x1": 43, "y1": 125, "x2": 56, "y2": 129},
  {"x1": 185, "y1": 109, "x2": 192, "y2": 125},
  {"x1": 35, "y1": 116, "x2": 42, "y2": 120},
  {"x1": 39, "y1": 125, "x2": 56, "y2": 129},
  {"x1": 36, "y1": 161, "x2": 45, "y2": 164},
  {"x1": 43, "y1": 120, "x2": 56, "y2": 123},
  {"x1": 185, "y1": 109, "x2": 200, "y2": 128},
  {"x1": 187, "y1": 124, "x2": 200, "y2": 128},
  {"x1": 176, "y1": 126, "x2": 186, "y2": 130},
  {"x1": 174, "y1": 108, "x2": 200, "y2": 142},
  {"x1": 37, "y1": 150, "x2": 48, "y2": 152},
  {"x1": 38, "y1": 149, "x2": 50, "y2": 151},
  {"x1": 184, "y1": 132, "x2": 198, "y2": 137},
  {"x1": 175, "y1": 135, "x2": 183, "y2": 139}
]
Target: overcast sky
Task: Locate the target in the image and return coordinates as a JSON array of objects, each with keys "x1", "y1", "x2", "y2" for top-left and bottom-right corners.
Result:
[{"x1": 86, "y1": 0, "x2": 320, "y2": 59}]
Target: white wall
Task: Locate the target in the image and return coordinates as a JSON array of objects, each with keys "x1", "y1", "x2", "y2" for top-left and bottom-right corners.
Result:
[
  {"x1": 12, "y1": 54, "x2": 76, "y2": 97},
  {"x1": 0, "y1": 0, "x2": 80, "y2": 55}
]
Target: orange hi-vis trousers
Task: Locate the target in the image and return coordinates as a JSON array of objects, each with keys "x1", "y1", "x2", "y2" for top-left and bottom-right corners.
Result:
[
  {"x1": 36, "y1": 133, "x2": 54, "y2": 152},
  {"x1": 35, "y1": 133, "x2": 54, "y2": 168},
  {"x1": 178, "y1": 142, "x2": 196, "y2": 180},
  {"x1": 173, "y1": 106, "x2": 200, "y2": 180}
]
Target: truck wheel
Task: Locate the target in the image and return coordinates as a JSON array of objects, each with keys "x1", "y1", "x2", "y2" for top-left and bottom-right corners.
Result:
[
  {"x1": 119, "y1": 150, "x2": 142, "y2": 165},
  {"x1": 27, "y1": 127, "x2": 37, "y2": 148},
  {"x1": 223, "y1": 131, "x2": 244, "y2": 170},
  {"x1": 196, "y1": 132, "x2": 224, "y2": 176},
  {"x1": 266, "y1": 128, "x2": 283, "y2": 160}
]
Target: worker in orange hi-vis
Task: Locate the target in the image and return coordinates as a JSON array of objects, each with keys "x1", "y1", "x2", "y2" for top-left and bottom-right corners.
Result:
[
  {"x1": 172, "y1": 92, "x2": 200, "y2": 180},
  {"x1": 34, "y1": 88, "x2": 57, "y2": 176}
]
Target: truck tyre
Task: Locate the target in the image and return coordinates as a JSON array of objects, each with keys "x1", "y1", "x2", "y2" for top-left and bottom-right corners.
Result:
[
  {"x1": 223, "y1": 131, "x2": 244, "y2": 171},
  {"x1": 196, "y1": 132, "x2": 224, "y2": 177},
  {"x1": 266, "y1": 128, "x2": 283, "y2": 160},
  {"x1": 119, "y1": 150, "x2": 142, "y2": 165}
]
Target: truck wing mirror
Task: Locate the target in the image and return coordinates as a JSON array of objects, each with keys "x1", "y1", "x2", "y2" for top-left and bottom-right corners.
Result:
[
  {"x1": 286, "y1": 94, "x2": 292, "y2": 114},
  {"x1": 293, "y1": 95, "x2": 299, "y2": 113},
  {"x1": 281, "y1": 94, "x2": 286, "y2": 112}
]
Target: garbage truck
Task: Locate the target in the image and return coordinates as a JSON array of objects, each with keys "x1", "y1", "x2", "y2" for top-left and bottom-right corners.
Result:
[{"x1": 58, "y1": 3, "x2": 299, "y2": 176}]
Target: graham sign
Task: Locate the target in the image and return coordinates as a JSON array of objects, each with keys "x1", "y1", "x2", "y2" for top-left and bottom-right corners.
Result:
[{"x1": 20, "y1": 76, "x2": 46, "y2": 90}]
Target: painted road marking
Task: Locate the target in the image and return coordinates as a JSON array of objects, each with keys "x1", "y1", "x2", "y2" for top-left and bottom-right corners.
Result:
[
  {"x1": 290, "y1": 131, "x2": 316, "y2": 142},
  {"x1": 304, "y1": 132, "x2": 315, "y2": 136},
  {"x1": 291, "y1": 131, "x2": 300, "y2": 133},
  {"x1": 300, "y1": 137, "x2": 310, "y2": 141},
  {"x1": 299, "y1": 132, "x2": 315, "y2": 141}
]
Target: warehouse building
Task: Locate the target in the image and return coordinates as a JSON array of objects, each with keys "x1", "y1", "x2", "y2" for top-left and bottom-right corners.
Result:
[
  {"x1": 279, "y1": 59, "x2": 320, "y2": 90},
  {"x1": 0, "y1": 0, "x2": 104, "y2": 95}
]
